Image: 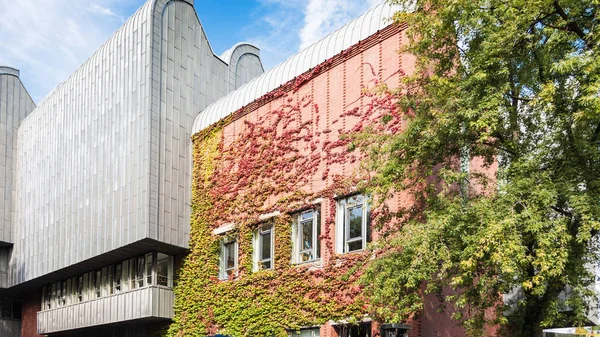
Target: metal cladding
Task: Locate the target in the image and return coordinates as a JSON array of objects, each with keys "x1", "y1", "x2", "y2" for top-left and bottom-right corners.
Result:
[
  {"x1": 0, "y1": 67, "x2": 35, "y2": 247},
  {"x1": 7, "y1": 0, "x2": 263, "y2": 286},
  {"x1": 192, "y1": 2, "x2": 400, "y2": 134}
]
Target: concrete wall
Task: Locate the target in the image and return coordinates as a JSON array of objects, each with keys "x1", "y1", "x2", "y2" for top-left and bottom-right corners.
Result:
[
  {"x1": 0, "y1": 67, "x2": 35, "y2": 246},
  {"x1": 37, "y1": 286, "x2": 174, "y2": 334},
  {"x1": 9, "y1": 0, "x2": 263, "y2": 286},
  {"x1": 0, "y1": 318, "x2": 20, "y2": 337}
]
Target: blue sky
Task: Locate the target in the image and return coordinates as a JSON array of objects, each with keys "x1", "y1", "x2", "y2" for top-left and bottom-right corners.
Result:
[{"x1": 0, "y1": 0, "x2": 382, "y2": 103}]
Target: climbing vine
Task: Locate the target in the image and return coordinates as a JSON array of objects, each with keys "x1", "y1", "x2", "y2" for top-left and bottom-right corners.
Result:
[{"x1": 168, "y1": 33, "x2": 408, "y2": 337}]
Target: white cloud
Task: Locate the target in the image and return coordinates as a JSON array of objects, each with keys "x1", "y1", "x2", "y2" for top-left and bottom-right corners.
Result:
[
  {"x1": 299, "y1": 0, "x2": 383, "y2": 50},
  {"x1": 0, "y1": 0, "x2": 137, "y2": 102}
]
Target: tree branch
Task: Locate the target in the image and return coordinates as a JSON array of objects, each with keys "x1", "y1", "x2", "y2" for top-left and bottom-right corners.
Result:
[{"x1": 553, "y1": 0, "x2": 595, "y2": 49}]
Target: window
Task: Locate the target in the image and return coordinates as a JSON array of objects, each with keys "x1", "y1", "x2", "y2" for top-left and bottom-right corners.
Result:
[
  {"x1": 93, "y1": 270, "x2": 101, "y2": 298},
  {"x1": 220, "y1": 238, "x2": 238, "y2": 280},
  {"x1": 60, "y1": 280, "x2": 67, "y2": 305},
  {"x1": 156, "y1": 253, "x2": 173, "y2": 287},
  {"x1": 145, "y1": 253, "x2": 153, "y2": 286},
  {"x1": 293, "y1": 209, "x2": 321, "y2": 263},
  {"x1": 335, "y1": 323, "x2": 372, "y2": 337},
  {"x1": 254, "y1": 224, "x2": 274, "y2": 271},
  {"x1": 114, "y1": 263, "x2": 122, "y2": 293},
  {"x1": 77, "y1": 275, "x2": 84, "y2": 302},
  {"x1": 42, "y1": 286, "x2": 51, "y2": 309},
  {"x1": 1, "y1": 298, "x2": 11, "y2": 318},
  {"x1": 289, "y1": 328, "x2": 320, "y2": 337},
  {"x1": 336, "y1": 195, "x2": 371, "y2": 253},
  {"x1": 137, "y1": 256, "x2": 146, "y2": 288}
]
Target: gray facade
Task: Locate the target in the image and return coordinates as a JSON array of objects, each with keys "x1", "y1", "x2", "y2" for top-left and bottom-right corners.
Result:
[
  {"x1": 0, "y1": 67, "x2": 35, "y2": 247},
  {"x1": 37, "y1": 286, "x2": 173, "y2": 334},
  {"x1": 0, "y1": 0, "x2": 263, "y2": 335},
  {"x1": 9, "y1": 0, "x2": 263, "y2": 287}
]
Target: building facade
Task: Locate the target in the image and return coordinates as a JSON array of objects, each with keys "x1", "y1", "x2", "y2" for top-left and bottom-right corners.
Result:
[{"x1": 0, "y1": 0, "x2": 491, "y2": 336}]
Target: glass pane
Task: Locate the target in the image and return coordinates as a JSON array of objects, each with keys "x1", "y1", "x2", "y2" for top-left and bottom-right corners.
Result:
[
  {"x1": 316, "y1": 211, "x2": 321, "y2": 259},
  {"x1": 115, "y1": 264, "x2": 122, "y2": 291},
  {"x1": 348, "y1": 240, "x2": 363, "y2": 252},
  {"x1": 0, "y1": 298, "x2": 11, "y2": 318},
  {"x1": 260, "y1": 260, "x2": 271, "y2": 269},
  {"x1": 157, "y1": 253, "x2": 170, "y2": 287},
  {"x1": 226, "y1": 242, "x2": 235, "y2": 269},
  {"x1": 137, "y1": 257, "x2": 145, "y2": 287},
  {"x1": 261, "y1": 232, "x2": 272, "y2": 260},
  {"x1": 146, "y1": 253, "x2": 153, "y2": 286},
  {"x1": 301, "y1": 251, "x2": 313, "y2": 262},
  {"x1": 301, "y1": 221, "x2": 313, "y2": 250},
  {"x1": 348, "y1": 205, "x2": 363, "y2": 239},
  {"x1": 12, "y1": 301, "x2": 21, "y2": 319},
  {"x1": 301, "y1": 210, "x2": 313, "y2": 220}
]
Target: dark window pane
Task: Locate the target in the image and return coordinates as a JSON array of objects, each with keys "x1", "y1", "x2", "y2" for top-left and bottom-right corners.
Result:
[
  {"x1": 157, "y1": 253, "x2": 170, "y2": 287},
  {"x1": 301, "y1": 221, "x2": 313, "y2": 250},
  {"x1": 12, "y1": 301, "x2": 21, "y2": 319},
  {"x1": 146, "y1": 253, "x2": 153, "y2": 285},
  {"x1": 261, "y1": 231, "x2": 272, "y2": 260},
  {"x1": 348, "y1": 240, "x2": 363, "y2": 252},
  {"x1": 0, "y1": 298, "x2": 11, "y2": 318},
  {"x1": 348, "y1": 205, "x2": 363, "y2": 239},
  {"x1": 316, "y1": 211, "x2": 321, "y2": 258},
  {"x1": 260, "y1": 260, "x2": 271, "y2": 269},
  {"x1": 226, "y1": 242, "x2": 235, "y2": 269}
]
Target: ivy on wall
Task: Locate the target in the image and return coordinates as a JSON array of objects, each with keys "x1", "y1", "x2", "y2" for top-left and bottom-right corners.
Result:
[{"x1": 168, "y1": 39, "x2": 407, "y2": 337}]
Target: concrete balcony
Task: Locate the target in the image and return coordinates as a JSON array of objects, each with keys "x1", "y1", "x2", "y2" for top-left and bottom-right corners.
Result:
[{"x1": 37, "y1": 286, "x2": 174, "y2": 334}]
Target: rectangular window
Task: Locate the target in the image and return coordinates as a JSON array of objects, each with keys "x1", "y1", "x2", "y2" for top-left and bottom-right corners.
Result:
[
  {"x1": 335, "y1": 322, "x2": 372, "y2": 337},
  {"x1": 156, "y1": 253, "x2": 173, "y2": 287},
  {"x1": 254, "y1": 224, "x2": 274, "y2": 270},
  {"x1": 289, "y1": 328, "x2": 320, "y2": 337},
  {"x1": 220, "y1": 238, "x2": 238, "y2": 280},
  {"x1": 0, "y1": 298, "x2": 11, "y2": 318},
  {"x1": 122, "y1": 259, "x2": 129, "y2": 291},
  {"x1": 107, "y1": 266, "x2": 113, "y2": 295},
  {"x1": 94, "y1": 270, "x2": 101, "y2": 298},
  {"x1": 115, "y1": 263, "x2": 122, "y2": 293},
  {"x1": 136, "y1": 256, "x2": 145, "y2": 288},
  {"x1": 145, "y1": 252, "x2": 153, "y2": 286},
  {"x1": 12, "y1": 301, "x2": 21, "y2": 319},
  {"x1": 129, "y1": 258, "x2": 138, "y2": 289},
  {"x1": 61, "y1": 280, "x2": 67, "y2": 305},
  {"x1": 77, "y1": 276, "x2": 84, "y2": 302},
  {"x1": 336, "y1": 195, "x2": 370, "y2": 253},
  {"x1": 293, "y1": 209, "x2": 321, "y2": 263}
]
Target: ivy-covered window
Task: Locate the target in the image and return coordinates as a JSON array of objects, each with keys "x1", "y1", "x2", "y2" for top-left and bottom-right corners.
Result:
[
  {"x1": 288, "y1": 328, "x2": 320, "y2": 337},
  {"x1": 335, "y1": 194, "x2": 371, "y2": 254},
  {"x1": 220, "y1": 238, "x2": 238, "y2": 280},
  {"x1": 254, "y1": 224, "x2": 274, "y2": 271},
  {"x1": 334, "y1": 322, "x2": 372, "y2": 337},
  {"x1": 292, "y1": 208, "x2": 321, "y2": 264}
]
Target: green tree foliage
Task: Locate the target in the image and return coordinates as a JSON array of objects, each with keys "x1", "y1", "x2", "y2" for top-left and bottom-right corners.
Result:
[{"x1": 358, "y1": 1, "x2": 600, "y2": 336}]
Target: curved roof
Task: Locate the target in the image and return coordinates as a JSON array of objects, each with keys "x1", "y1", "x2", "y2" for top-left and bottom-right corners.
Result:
[
  {"x1": 219, "y1": 42, "x2": 261, "y2": 65},
  {"x1": 0, "y1": 66, "x2": 19, "y2": 77},
  {"x1": 192, "y1": 2, "x2": 400, "y2": 133}
]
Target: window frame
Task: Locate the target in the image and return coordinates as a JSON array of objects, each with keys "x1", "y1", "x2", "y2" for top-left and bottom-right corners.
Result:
[
  {"x1": 219, "y1": 237, "x2": 238, "y2": 280},
  {"x1": 335, "y1": 194, "x2": 371, "y2": 254},
  {"x1": 292, "y1": 208, "x2": 321, "y2": 264},
  {"x1": 254, "y1": 223, "x2": 274, "y2": 271},
  {"x1": 288, "y1": 327, "x2": 321, "y2": 337}
]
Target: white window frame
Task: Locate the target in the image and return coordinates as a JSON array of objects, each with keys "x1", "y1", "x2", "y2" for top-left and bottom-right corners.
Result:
[
  {"x1": 288, "y1": 327, "x2": 321, "y2": 337},
  {"x1": 335, "y1": 194, "x2": 370, "y2": 254},
  {"x1": 220, "y1": 237, "x2": 238, "y2": 280},
  {"x1": 292, "y1": 208, "x2": 321, "y2": 264},
  {"x1": 254, "y1": 224, "x2": 274, "y2": 271}
]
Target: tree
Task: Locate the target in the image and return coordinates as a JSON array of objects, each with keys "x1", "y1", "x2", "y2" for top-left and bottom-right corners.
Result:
[{"x1": 356, "y1": 0, "x2": 600, "y2": 336}]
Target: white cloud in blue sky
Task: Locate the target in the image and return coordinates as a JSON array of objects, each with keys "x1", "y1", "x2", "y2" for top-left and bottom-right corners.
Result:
[{"x1": 0, "y1": 0, "x2": 383, "y2": 103}]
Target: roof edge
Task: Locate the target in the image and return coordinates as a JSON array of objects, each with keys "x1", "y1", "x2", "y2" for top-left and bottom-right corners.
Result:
[{"x1": 0, "y1": 66, "x2": 19, "y2": 77}]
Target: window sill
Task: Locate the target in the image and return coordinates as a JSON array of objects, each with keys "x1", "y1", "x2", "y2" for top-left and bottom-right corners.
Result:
[{"x1": 293, "y1": 259, "x2": 323, "y2": 269}]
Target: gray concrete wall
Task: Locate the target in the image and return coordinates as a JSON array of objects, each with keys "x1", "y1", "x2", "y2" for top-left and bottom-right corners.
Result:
[
  {"x1": 37, "y1": 286, "x2": 173, "y2": 334},
  {"x1": 9, "y1": 0, "x2": 263, "y2": 286},
  {"x1": 0, "y1": 67, "x2": 35, "y2": 246}
]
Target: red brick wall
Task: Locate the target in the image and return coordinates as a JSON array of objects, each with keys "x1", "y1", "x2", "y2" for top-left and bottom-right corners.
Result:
[{"x1": 22, "y1": 290, "x2": 43, "y2": 337}]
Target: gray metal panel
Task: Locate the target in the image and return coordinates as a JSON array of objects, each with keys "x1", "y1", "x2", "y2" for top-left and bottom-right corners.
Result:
[
  {"x1": 0, "y1": 70, "x2": 35, "y2": 246},
  {"x1": 36, "y1": 286, "x2": 174, "y2": 334}
]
